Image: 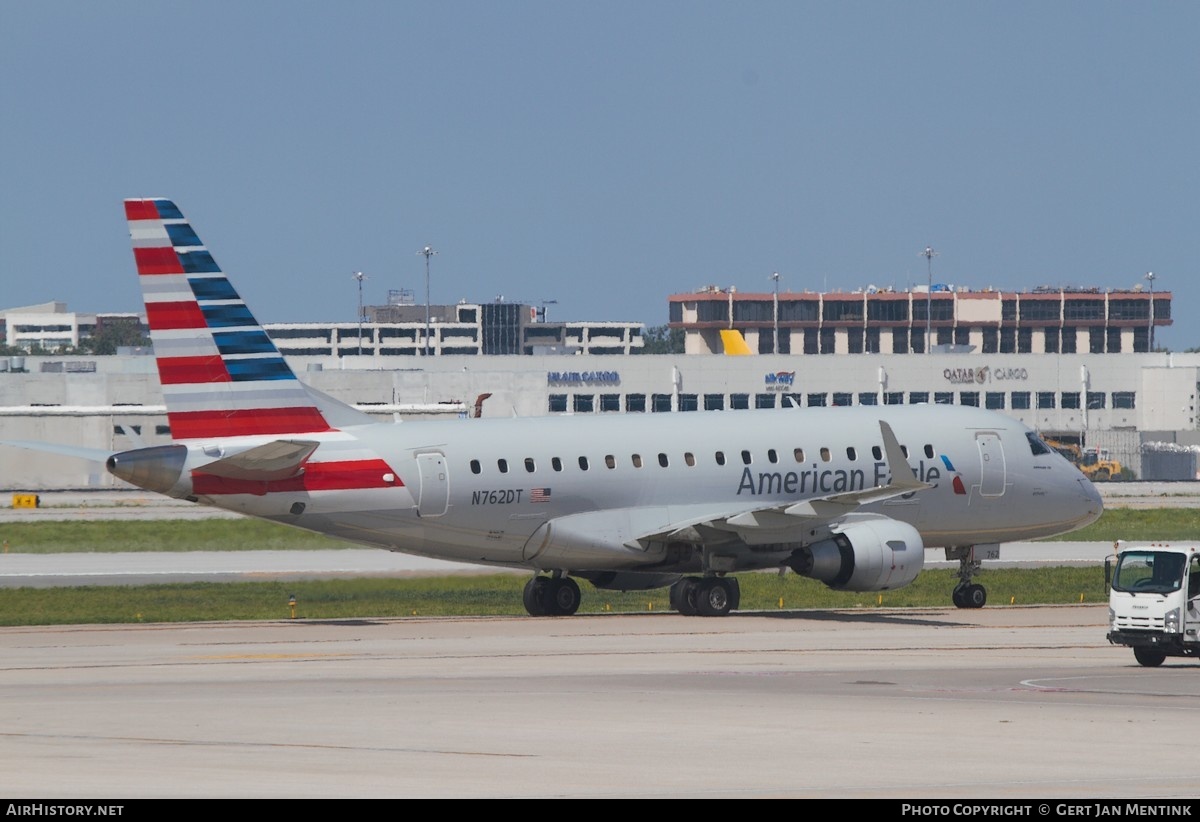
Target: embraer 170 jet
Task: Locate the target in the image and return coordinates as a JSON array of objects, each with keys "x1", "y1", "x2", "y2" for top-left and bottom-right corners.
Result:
[{"x1": 9, "y1": 200, "x2": 1105, "y2": 616}]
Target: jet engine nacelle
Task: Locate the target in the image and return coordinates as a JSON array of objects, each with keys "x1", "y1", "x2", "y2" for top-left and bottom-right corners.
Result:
[{"x1": 787, "y1": 518, "x2": 924, "y2": 592}]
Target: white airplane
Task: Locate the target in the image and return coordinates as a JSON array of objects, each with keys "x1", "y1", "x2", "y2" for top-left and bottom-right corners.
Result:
[{"x1": 9, "y1": 199, "x2": 1105, "y2": 616}]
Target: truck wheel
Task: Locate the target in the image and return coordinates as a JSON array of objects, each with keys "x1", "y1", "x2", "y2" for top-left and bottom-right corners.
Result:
[{"x1": 1133, "y1": 647, "x2": 1166, "y2": 667}]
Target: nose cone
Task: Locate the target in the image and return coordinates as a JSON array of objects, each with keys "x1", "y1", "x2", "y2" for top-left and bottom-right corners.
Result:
[{"x1": 1073, "y1": 475, "x2": 1104, "y2": 529}]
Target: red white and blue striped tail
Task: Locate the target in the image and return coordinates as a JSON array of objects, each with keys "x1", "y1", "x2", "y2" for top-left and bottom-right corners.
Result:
[{"x1": 125, "y1": 198, "x2": 334, "y2": 440}]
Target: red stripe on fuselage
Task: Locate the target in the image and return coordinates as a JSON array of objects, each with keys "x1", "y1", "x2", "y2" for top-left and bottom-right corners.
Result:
[
  {"x1": 157, "y1": 356, "x2": 231, "y2": 385},
  {"x1": 167, "y1": 407, "x2": 333, "y2": 439},
  {"x1": 125, "y1": 201, "x2": 160, "y2": 221},
  {"x1": 133, "y1": 246, "x2": 184, "y2": 275},
  {"x1": 192, "y1": 458, "x2": 401, "y2": 496},
  {"x1": 146, "y1": 301, "x2": 206, "y2": 330}
]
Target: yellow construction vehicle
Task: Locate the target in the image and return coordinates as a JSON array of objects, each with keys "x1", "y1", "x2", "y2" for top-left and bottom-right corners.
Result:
[{"x1": 1044, "y1": 438, "x2": 1124, "y2": 481}]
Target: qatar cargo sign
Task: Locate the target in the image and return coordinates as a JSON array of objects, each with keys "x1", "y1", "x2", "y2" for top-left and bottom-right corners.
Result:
[{"x1": 943, "y1": 365, "x2": 1028, "y2": 385}]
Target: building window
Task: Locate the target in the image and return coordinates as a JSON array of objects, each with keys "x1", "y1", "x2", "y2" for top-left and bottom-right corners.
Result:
[
  {"x1": 960, "y1": 392, "x2": 980, "y2": 407},
  {"x1": 833, "y1": 392, "x2": 853, "y2": 406},
  {"x1": 858, "y1": 393, "x2": 879, "y2": 405},
  {"x1": 573, "y1": 394, "x2": 594, "y2": 413},
  {"x1": 1011, "y1": 392, "x2": 1031, "y2": 410},
  {"x1": 1087, "y1": 392, "x2": 1106, "y2": 410},
  {"x1": 803, "y1": 328, "x2": 818, "y2": 355},
  {"x1": 549, "y1": 394, "x2": 567, "y2": 413},
  {"x1": 1043, "y1": 328, "x2": 1060, "y2": 353},
  {"x1": 755, "y1": 393, "x2": 776, "y2": 409},
  {"x1": 1089, "y1": 327, "x2": 1105, "y2": 354},
  {"x1": 1060, "y1": 329, "x2": 1077, "y2": 354},
  {"x1": 626, "y1": 393, "x2": 646, "y2": 412},
  {"x1": 730, "y1": 393, "x2": 750, "y2": 409},
  {"x1": 909, "y1": 391, "x2": 930, "y2": 404},
  {"x1": 679, "y1": 394, "x2": 698, "y2": 411},
  {"x1": 807, "y1": 393, "x2": 827, "y2": 407},
  {"x1": 1062, "y1": 392, "x2": 1081, "y2": 409},
  {"x1": 1017, "y1": 328, "x2": 1033, "y2": 353},
  {"x1": 981, "y1": 327, "x2": 998, "y2": 354},
  {"x1": 1112, "y1": 392, "x2": 1136, "y2": 409},
  {"x1": 865, "y1": 327, "x2": 880, "y2": 354},
  {"x1": 1107, "y1": 327, "x2": 1122, "y2": 353},
  {"x1": 999, "y1": 327, "x2": 1016, "y2": 353},
  {"x1": 892, "y1": 328, "x2": 908, "y2": 354},
  {"x1": 600, "y1": 394, "x2": 620, "y2": 412},
  {"x1": 703, "y1": 393, "x2": 725, "y2": 411},
  {"x1": 934, "y1": 392, "x2": 955, "y2": 405},
  {"x1": 652, "y1": 394, "x2": 672, "y2": 412},
  {"x1": 820, "y1": 328, "x2": 836, "y2": 354},
  {"x1": 985, "y1": 392, "x2": 1005, "y2": 410},
  {"x1": 884, "y1": 392, "x2": 904, "y2": 405},
  {"x1": 847, "y1": 328, "x2": 864, "y2": 354},
  {"x1": 1037, "y1": 392, "x2": 1056, "y2": 409}
]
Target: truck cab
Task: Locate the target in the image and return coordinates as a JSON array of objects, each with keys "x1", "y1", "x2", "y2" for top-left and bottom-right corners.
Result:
[{"x1": 1106, "y1": 542, "x2": 1200, "y2": 666}]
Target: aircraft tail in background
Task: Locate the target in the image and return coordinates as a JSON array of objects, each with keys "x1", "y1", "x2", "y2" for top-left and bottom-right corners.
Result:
[{"x1": 719, "y1": 329, "x2": 753, "y2": 356}]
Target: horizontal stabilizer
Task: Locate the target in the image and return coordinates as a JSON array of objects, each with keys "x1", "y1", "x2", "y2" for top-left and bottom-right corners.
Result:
[
  {"x1": 196, "y1": 440, "x2": 319, "y2": 481},
  {"x1": 0, "y1": 440, "x2": 115, "y2": 464}
]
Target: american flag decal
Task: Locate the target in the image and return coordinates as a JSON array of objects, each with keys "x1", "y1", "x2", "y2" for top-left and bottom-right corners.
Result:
[{"x1": 530, "y1": 487, "x2": 552, "y2": 503}]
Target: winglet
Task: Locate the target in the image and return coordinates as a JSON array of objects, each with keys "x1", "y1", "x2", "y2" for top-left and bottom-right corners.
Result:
[
  {"x1": 719, "y1": 329, "x2": 753, "y2": 356},
  {"x1": 879, "y1": 420, "x2": 928, "y2": 492}
]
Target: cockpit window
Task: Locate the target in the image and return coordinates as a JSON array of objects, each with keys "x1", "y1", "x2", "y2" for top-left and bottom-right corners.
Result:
[{"x1": 1027, "y1": 432, "x2": 1052, "y2": 456}]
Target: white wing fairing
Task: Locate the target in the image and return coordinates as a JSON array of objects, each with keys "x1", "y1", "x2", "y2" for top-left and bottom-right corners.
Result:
[{"x1": 4, "y1": 198, "x2": 1105, "y2": 620}]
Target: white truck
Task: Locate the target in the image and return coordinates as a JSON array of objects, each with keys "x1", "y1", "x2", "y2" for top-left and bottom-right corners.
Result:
[{"x1": 1106, "y1": 542, "x2": 1200, "y2": 667}]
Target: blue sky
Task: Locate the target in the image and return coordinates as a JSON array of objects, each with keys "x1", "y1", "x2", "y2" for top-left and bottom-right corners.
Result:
[{"x1": 2, "y1": 2, "x2": 1196, "y2": 348}]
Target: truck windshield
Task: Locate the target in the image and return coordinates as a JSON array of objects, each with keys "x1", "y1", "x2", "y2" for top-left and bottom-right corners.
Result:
[{"x1": 1112, "y1": 551, "x2": 1186, "y2": 594}]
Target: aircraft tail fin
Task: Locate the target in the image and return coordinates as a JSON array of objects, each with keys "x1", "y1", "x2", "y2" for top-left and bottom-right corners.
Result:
[
  {"x1": 124, "y1": 199, "x2": 367, "y2": 440},
  {"x1": 719, "y1": 329, "x2": 753, "y2": 356}
]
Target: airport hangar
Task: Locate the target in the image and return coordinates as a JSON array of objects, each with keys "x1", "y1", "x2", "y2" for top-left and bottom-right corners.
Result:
[{"x1": 2, "y1": 283, "x2": 1197, "y2": 490}]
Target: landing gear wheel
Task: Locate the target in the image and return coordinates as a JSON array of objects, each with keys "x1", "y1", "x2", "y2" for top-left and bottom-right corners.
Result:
[
  {"x1": 543, "y1": 576, "x2": 581, "y2": 616},
  {"x1": 696, "y1": 577, "x2": 734, "y2": 617},
  {"x1": 952, "y1": 584, "x2": 987, "y2": 609},
  {"x1": 1133, "y1": 647, "x2": 1167, "y2": 667},
  {"x1": 523, "y1": 576, "x2": 549, "y2": 616},
  {"x1": 670, "y1": 577, "x2": 700, "y2": 616}
]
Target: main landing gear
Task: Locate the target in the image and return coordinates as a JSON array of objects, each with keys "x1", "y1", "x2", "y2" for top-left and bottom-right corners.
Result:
[
  {"x1": 947, "y1": 546, "x2": 988, "y2": 609},
  {"x1": 669, "y1": 576, "x2": 741, "y2": 617},
  {"x1": 522, "y1": 574, "x2": 581, "y2": 616}
]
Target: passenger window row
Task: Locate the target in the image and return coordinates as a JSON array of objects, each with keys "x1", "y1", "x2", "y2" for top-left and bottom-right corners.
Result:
[{"x1": 468, "y1": 442, "x2": 937, "y2": 475}]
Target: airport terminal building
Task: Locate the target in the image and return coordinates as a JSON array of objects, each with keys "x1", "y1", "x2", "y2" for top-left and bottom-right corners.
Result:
[{"x1": 2, "y1": 286, "x2": 1197, "y2": 489}]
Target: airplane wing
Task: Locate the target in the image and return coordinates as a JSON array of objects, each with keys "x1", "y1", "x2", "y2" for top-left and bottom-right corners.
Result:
[{"x1": 631, "y1": 420, "x2": 931, "y2": 547}]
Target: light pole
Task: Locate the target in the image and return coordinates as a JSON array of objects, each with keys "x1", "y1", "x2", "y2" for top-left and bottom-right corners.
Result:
[
  {"x1": 418, "y1": 246, "x2": 437, "y2": 356},
  {"x1": 1145, "y1": 271, "x2": 1156, "y2": 352},
  {"x1": 352, "y1": 271, "x2": 367, "y2": 356},
  {"x1": 921, "y1": 246, "x2": 938, "y2": 354},
  {"x1": 770, "y1": 272, "x2": 781, "y2": 355}
]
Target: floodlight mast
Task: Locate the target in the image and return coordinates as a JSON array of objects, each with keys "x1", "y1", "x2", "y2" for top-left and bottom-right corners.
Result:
[
  {"x1": 418, "y1": 246, "x2": 437, "y2": 356},
  {"x1": 352, "y1": 271, "x2": 367, "y2": 355},
  {"x1": 921, "y1": 246, "x2": 938, "y2": 354}
]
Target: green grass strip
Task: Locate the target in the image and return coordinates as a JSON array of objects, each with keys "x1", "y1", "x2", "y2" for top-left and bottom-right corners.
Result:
[{"x1": 0, "y1": 567, "x2": 1109, "y2": 626}]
